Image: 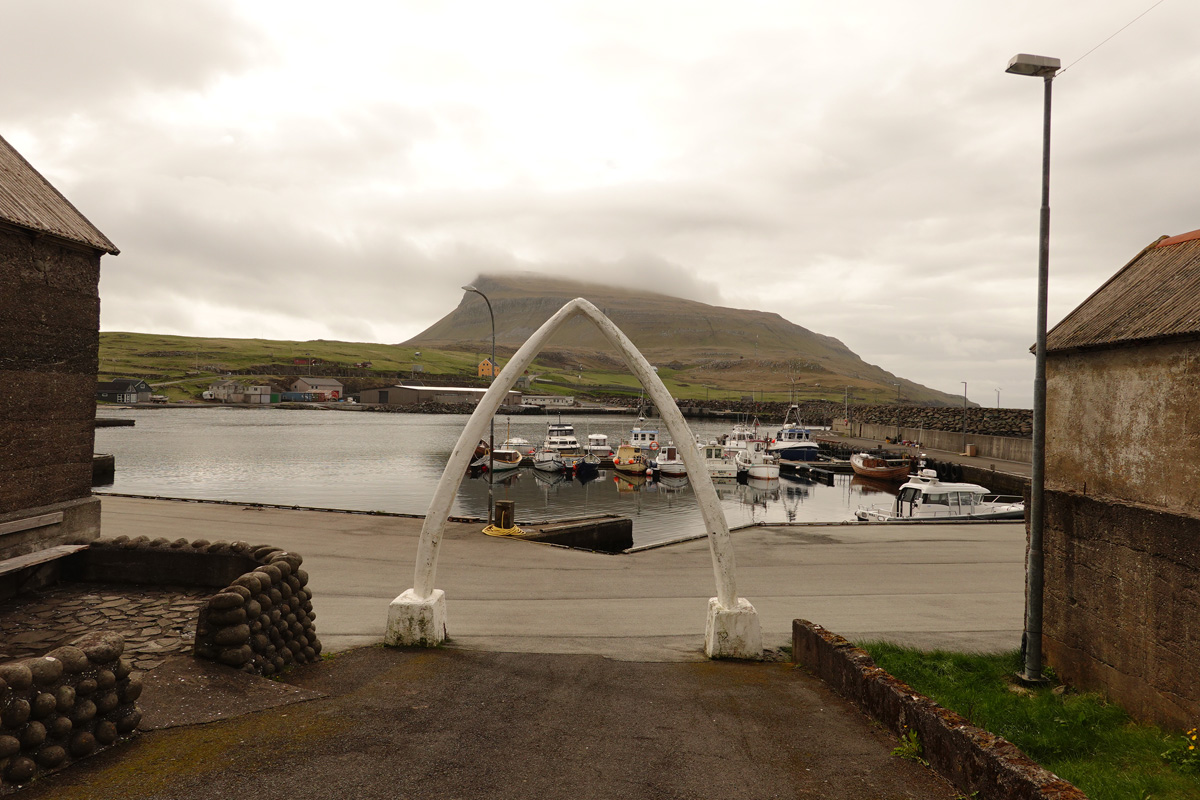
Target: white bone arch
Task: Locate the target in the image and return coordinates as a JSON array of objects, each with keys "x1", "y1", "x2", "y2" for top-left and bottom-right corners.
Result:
[{"x1": 386, "y1": 297, "x2": 761, "y2": 658}]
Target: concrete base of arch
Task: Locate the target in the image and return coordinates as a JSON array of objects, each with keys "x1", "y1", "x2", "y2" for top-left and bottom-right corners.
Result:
[
  {"x1": 705, "y1": 597, "x2": 763, "y2": 660},
  {"x1": 385, "y1": 588, "x2": 447, "y2": 647}
]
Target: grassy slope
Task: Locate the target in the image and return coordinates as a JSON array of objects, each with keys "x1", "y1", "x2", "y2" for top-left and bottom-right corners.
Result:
[
  {"x1": 861, "y1": 643, "x2": 1200, "y2": 800},
  {"x1": 406, "y1": 273, "x2": 965, "y2": 406}
]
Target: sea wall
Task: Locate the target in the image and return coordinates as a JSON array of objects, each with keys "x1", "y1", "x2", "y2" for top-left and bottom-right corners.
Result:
[
  {"x1": 0, "y1": 632, "x2": 141, "y2": 794},
  {"x1": 841, "y1": 422, "x2": 1033, "y2": 464}
]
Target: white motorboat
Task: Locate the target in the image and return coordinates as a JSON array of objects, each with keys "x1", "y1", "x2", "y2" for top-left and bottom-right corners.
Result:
[
  {"x1": 767, "y1": 405, "x2": 820, "y2": 462},
  {"x1": 652, "y1": 443, "x2": 687, "y2": 477},
  {"x1": 855, "y1": 469, "x2": 1025, "y2": 522},
  {"x1": 720, "y1": 420, "x2": 760, "y2": 453},
  {"x1": 734, "y1": 440, "x2": 780, "y2": 480},
  {"x1": 629, "y1": 426, "x2": 660, "y2": 451},
  {"x1": 544, "y1": 419, "x2": 581, "y2": 453},
  {"x1": 584, "y1": 433, "x2": 614, "y2": 458},
  {"x1": 699, "y1": 441, "x2": 738, "y2": 479},
  {"x1": 532, "y1": 447, "x2": 565, "y2": 473}
]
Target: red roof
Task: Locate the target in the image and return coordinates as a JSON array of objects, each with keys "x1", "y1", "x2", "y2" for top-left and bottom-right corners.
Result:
[{"x1": 1155, "y1": 228, "x2": 1200, "y2": 247}]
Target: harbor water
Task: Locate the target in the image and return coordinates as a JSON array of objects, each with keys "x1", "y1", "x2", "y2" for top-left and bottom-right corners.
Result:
[{"x1": 93, "y1": 407, "x2": 899, "y2": 548}]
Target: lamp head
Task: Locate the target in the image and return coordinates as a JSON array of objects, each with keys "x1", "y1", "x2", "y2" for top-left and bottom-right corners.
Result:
[{"x1": 1006, "y1": 54, "x2": 1060, "y2": 78}]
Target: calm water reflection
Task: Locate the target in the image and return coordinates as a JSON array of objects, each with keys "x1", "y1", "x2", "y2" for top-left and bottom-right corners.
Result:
[{"x1": 94, "y1": 407, "x2": 896, "y2": 547}]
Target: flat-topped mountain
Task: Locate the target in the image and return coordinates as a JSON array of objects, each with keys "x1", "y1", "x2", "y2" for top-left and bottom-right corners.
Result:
[{"x1": 405, "y1": 274, "x2": 965, "y2": 406}]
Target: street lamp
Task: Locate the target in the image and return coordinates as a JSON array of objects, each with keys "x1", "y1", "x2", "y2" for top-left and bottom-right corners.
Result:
[
  {"x1": 1007, "y1": 52, "x2": 1060, "y2": 685},
  {"x1": 961, "y1": 381, "x2": 968, "y2": 454},
  {"x1": 996, "y1": 387, "x2": 1002, "y2": 409},
  {"x1": 462, "y1": 285, "x2": 496, "y2": 525},
  {"x1": 893, "y1": 382, "x2": 901, "y2": 440}
]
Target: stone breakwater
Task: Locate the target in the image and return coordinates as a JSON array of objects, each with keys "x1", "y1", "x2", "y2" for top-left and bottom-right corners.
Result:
[{"x1": 0, "y1": 631, "x2": 142, "y2": 793}]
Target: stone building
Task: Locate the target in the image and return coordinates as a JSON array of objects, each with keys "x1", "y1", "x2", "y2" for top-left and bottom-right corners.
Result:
[
  {"x1": 0, "y1": 134, "x2": 118, "y2": 563},
  {"x1": 1042, "y1": 228, "x2": 1200, "y2": 729}
]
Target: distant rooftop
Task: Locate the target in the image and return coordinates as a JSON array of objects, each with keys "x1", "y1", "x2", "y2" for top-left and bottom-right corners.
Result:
[
  {"x1": 0, "y1": 134, "x2": 118, "y2": 255},
  {"x1": 1046, "y1": 230, "x2": 1200, "y2": 352}
]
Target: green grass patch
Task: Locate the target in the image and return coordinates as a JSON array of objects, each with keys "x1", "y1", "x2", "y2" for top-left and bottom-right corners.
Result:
[{"x1": 859, "y1": 643, "x2": 1200, "y2": 800}]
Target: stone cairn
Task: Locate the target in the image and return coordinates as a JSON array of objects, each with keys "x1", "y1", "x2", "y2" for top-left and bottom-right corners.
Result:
[
  {"x1": 0, "y1": 631, "x2": 141, "y2": 792},
  {"x1": 192, "y1": 545, "x2": 321, "y2": 675}
]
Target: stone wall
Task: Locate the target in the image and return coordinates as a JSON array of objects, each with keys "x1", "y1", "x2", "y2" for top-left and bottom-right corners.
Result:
[
  {"x1": 0, "y1": 632, "x2": 141, "y2": 793},
  {"x1": 792, "y1": 620, "x2": 1086, "y2": 800},
  {"x1": 1042, "y1": 490, "x2": 1199, "y2": 730},
  {"x1": 0, "y1": 230, "x2": 101, "y2": 518},
  {"x1": 841, "y1": 422, "x2": 1033, "y2": 464},
  {"x1": 73, "y1": 537, "x2": 322, "y2": 677}
]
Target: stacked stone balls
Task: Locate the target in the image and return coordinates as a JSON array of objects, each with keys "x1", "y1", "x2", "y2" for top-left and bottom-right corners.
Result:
[
  {"x1": 0, "y1": 632, "x2": 141, "y2": 791},
  {"x1": 193, "y1": 545, "x2": 321, "y2": 675}
]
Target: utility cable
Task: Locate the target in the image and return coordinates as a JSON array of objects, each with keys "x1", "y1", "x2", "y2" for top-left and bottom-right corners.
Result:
[{"x1": 1060, "y1": 0, "x2": 1168, "y2": 75}]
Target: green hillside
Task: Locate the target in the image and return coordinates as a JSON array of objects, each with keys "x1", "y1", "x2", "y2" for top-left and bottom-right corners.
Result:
[
  {"x1": 406, "y1": 273, "x2": 967, "y2": 406},
  {"x1": 98, "y1": 276, "x2": 968, "y2": 406}
]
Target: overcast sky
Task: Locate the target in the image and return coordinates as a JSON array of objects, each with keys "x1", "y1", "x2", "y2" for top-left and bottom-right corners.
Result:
[{"x1": 5, "y1": 0, "x2": 1195, "y2": 408}]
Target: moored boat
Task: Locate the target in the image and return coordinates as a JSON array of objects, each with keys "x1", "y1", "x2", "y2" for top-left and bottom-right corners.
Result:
[
  {"x1": 652, "y1": 443, "x2": 687, "y2": 477},
  {"x1": 584, "y1": 433, "x2": 614, "y2": 458},
  {"x1": 611, "y1": 443, "x2": 648, "y2": 475},
  {"x1": 532, "y1": 447, "x2": 565, "y2": 472},
  {"x1": 855, "y1": 469, "x2": 1025, "y2": 522},
  {"x1": 734, "y1": 440, "x2": 780, "y2": 480},
  {"x1": 699, "y1": 441, "x2": 738, "y2": 479},
  {"x1": 849, "y1": 452, "x2": 912, "y2": 482},
  {"x1": 767, "y1": 405, "x2": 820, "y2": 462}
]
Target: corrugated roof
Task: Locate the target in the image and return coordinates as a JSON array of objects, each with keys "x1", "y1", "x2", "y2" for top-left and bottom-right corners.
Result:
[
  {"x1": 1046, "y1": 232, "x2": 1200, "y2": 352},
  {"x1": 0, "y1": 134, "x2": 118, "y2": 255}
]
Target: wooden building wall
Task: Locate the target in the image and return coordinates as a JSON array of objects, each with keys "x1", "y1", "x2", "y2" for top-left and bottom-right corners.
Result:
[{"x1": 0, "y1": 226, "x2": 101, "y2": 516}]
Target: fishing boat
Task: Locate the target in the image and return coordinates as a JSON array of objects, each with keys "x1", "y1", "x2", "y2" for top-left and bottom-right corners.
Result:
[
  {"x1": 720, "y1": 420, "x2": 760, "y2": 453},
  {"x1": 574, "y1": 452, "x2": 602, "y2": 480},
  {"x1": 855, "y1": 469, "x2": 1025, "y2": 522},
  {"x1": 471, "y1": 442, "x2": 524, "y2": 472},
  {"x1": 767, "y1": 405, "x2": 820, "y2": 462},
  {"x1": 584, "y1": 433, "x2": 614, "y2": 458},
  {"x1": 849, "y1": 452, "x2": 912, "y2": 482},
  {"x1": 734, "y1": 440, "x2": 780, "y2": 480},
  {"x1": 699, "y1": 441, "x2": 738, "y2": 479},
  {"x1": 532, "y1": 447, "x2": 565, "y2": 473},
  {"x1": 629, "y1": 426, "x2": 660, "y2": 451},
  {"x1": 543, "y1": 419, "x2": 582, "y2": 453},
  {"x1": 652, "y1": 442, "x2": 687, "y2": 477},
  {"x1": 611, "y1": 443, "x2": 648, "y2": 475},
  {"x1": 469, "y1": 439, "x2": 525, "y2": 472}
]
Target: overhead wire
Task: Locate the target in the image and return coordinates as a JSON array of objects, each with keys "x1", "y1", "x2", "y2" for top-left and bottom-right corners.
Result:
[{"x1": 1059, "y1": 0, "x2": 1169, "y2": 75}]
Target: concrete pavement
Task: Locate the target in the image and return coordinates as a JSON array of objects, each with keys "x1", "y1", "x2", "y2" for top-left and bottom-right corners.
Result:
[{"x1": 100, "y1": 495, "x2": 1026, "y2": 659}]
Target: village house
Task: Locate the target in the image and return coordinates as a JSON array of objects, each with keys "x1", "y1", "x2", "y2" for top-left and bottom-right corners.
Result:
[
  {"x1": 206, "y1": 379, "x2": 243, "y2": 401},
  {"x1": 0, "y1": 134, "x2": 118, "y2": 566},
  {"x1": 290, "y1": 376, "x2": 343, "y2": 401},
  {"x1": 1042, "y1": 228, "x2": 1200, "y2": 730},
  {"x1": 96, "y1": 378, "x2": 152, "y2": 404},
  {"x1": 476, "y1": 357, "x2": 498, "y2": 378}
]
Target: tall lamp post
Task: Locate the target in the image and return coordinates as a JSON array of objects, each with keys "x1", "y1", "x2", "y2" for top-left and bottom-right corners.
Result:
[
  {"x1": 961, "y1": 381, "x2": 968, "y2": 453},
  {"x1": 462, "y1": 285, "x2": 496, "y2": 525},
  {"x1": 1007, "y1": 52, "x2": 1060, "y2": 684}
]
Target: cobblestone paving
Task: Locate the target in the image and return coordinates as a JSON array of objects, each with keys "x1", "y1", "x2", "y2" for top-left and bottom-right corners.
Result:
[{"x1": 0, "y1": 583, "x2": 210, "y2": 671}]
